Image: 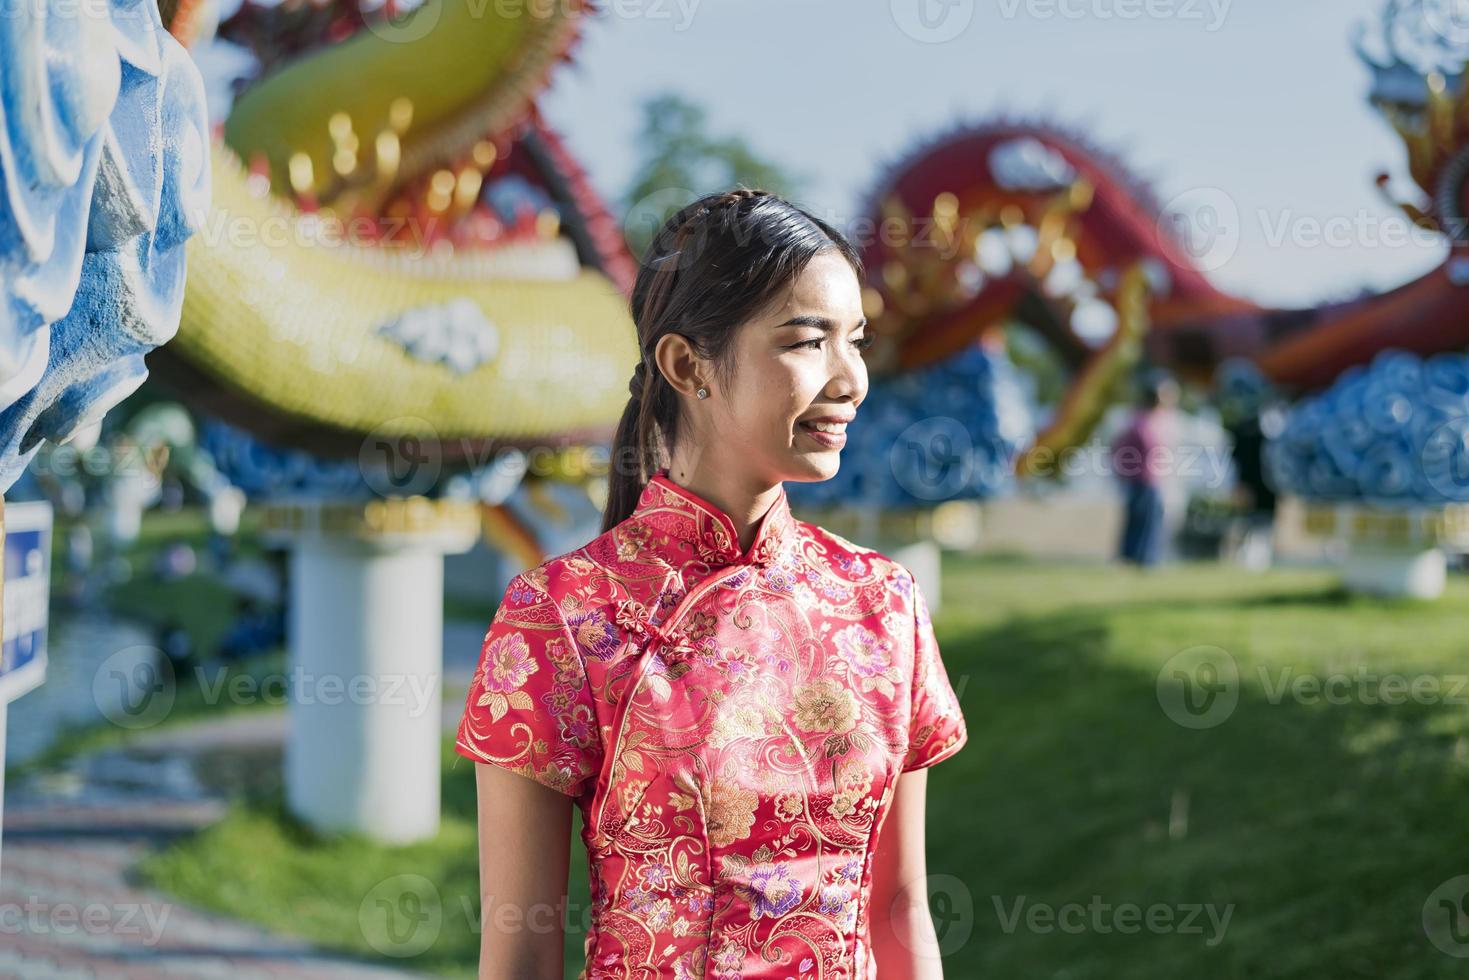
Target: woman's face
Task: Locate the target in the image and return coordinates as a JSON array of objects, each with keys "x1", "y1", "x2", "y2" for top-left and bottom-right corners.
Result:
[{"x1": 693, "y1": 249, "x2": 870, "y2": 485}]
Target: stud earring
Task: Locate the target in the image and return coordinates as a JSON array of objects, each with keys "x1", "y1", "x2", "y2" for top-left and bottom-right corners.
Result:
[{"x1": 696, "y1": 387, "x2": 709, "y2": 399}]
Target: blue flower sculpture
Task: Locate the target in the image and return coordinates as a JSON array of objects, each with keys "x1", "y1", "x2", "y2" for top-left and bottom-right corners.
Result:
[{"x1": 1264, "y1": 349, "x2": 1469, "y2": 506}]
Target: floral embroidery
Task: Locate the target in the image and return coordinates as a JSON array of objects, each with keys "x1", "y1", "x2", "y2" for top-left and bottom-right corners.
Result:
[
  {"x1": 481, "y1": 630, "x2": 535, "y2": 693},
  {"x1": 791, "y1": 677, "x2": 859, "y2": 735},
  {"x1": 708, "y1": 691, "x2": 771, "y2": 749},
  {"x1": 683, "y1": 609, "x2": 718, "y2": 642},
  {"x1": 765, "y1": 565, "x2": 797, "y2": 593},
  {"x1": 775, "y1": 793, "x2": 804, "y2": 821},
  {"x1": 672, "y1": 948, "x2": 705, "y2": 980},
  {"x1": 475, "y1": 631, "x2": 538, "y2": 722},
  {"x1": 567, "y1": 607, "x2": 622, "y2": 662},
  {"x1": 646, "y1": 899, "x2": 675, "y2": 931},
  {"x1": 615, "y1": 522, "x2": 653, "y2": 561},
  {"x1": 707, "y1": 779, "x2": 759, "y2": 847},
  {"x1": 742, "y1": 860, "x2": 803, "y2": 919},
  {"x1": 819, "y1": 882, "x2": 851, "y2": 916},
  {"x1": 559, "y1": 701, "x2": 597, "y2": 749},
  {"x1": 454, "y1": 468, "x2": 968, "y2": 978},
  {"x1": 829, "y1": 764, "x2": 875, "y2": 820},
  {"x1": 711, "y1": 940, "x2": 744, "y2": 975},
  {"x1": 833, "y1": 624, "x2": 903, "y2": 697},
  {"x1": 506, "y1": 577, "x2": 540, "y2": 603}
]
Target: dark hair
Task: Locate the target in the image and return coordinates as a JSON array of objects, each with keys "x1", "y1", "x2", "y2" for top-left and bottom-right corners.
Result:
[{"x1": 600, "y1": 187, "x2": 862, "y2": 533}]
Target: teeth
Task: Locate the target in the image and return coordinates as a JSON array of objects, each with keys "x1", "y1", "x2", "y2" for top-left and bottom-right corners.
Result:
[{"x1": 804, "y1": 421, "x2": 847, "y2": 434}]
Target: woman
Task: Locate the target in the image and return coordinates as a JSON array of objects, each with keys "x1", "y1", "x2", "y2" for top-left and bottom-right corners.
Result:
[
  {"x1": 1111, "y1": 370, "x2": 1179, "y2": 567},
  {"x1": 455, "y1": 188, "x2": 969, "y2": 979}
]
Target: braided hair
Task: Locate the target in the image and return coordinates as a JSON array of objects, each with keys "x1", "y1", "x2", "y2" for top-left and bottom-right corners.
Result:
[{"x1": 601, "y1": 187, "x2": 862, "y2": 532}]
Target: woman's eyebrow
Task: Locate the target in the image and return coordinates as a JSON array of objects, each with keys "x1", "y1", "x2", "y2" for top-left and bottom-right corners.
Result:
[{"x1": 774, "y1": 314, "x2": 868, "y2": 331}]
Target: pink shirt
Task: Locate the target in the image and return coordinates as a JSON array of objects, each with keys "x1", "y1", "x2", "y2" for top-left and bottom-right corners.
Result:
[{"x1": 1112, "y1": 408, "x2": 1173, "y2": 486}]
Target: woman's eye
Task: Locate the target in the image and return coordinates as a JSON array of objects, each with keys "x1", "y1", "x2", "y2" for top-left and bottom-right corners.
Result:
[{"x1": 794, "y1": 335, "x2": 874, "y2": 351}]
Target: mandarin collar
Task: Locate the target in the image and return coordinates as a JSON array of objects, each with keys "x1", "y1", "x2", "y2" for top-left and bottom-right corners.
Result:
[{"x1": 631, "y1": 468, "x2": 795, "y2": 568}]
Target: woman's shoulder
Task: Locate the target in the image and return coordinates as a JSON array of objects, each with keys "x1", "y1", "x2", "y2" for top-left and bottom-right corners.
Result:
[
  {"x1": 790, "y1": 517, "x2": 912, "y2": 584},
  {"x1": 498, "y1": 543, "x2": 602, "y2": 606}
]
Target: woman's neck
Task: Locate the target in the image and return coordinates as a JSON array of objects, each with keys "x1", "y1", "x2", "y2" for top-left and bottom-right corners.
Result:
[{"x1": 663, "y1": 463, "x2": 782, "y2": 553}]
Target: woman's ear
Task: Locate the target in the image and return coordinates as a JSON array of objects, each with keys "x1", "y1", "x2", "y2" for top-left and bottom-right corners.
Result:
[{"x1": 653, "y1": 332, "x2": 711, "y2": 400}]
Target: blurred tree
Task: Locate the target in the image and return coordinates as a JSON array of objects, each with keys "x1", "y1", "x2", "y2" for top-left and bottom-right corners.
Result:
[
  {"x1": 622, "y1": 93, "x2": 805, "y2": 258},
  {"x1": 1005, "y1": 324, "x2": 1067, "y2": 410}
]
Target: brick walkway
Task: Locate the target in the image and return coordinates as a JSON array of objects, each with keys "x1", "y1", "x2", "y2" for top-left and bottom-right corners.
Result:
[{"x1": 2, "y1": 740, "x2": 431, "y2": 979}]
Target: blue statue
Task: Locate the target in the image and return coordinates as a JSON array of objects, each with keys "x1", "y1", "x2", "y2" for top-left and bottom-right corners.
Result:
[{"x1": 0, "y1": 0, "x2": 210, "y2": 492}]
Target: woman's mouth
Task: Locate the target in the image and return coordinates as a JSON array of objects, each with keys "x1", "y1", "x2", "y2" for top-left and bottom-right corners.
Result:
[{"x1": 797, "y1": 419, "x2": 848, "y2": 448}]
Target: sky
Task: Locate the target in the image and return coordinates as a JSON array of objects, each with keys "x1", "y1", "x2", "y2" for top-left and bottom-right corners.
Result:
[{"x1": 538, "y1": 0, "x2": 1453, "y2": 309}]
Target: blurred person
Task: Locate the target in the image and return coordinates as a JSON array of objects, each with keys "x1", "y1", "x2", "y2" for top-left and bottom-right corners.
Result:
[
  {"x1": 1111, "y1": 370, "x2": 1180, "y2": 567},
  {"x1": 1225, "y1": 402, "x2": 1286, "y2": 571}
]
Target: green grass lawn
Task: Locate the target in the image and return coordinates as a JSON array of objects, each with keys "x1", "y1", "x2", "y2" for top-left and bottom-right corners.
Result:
[
  {"x1": 135, "y1": 739, "x2": 594, "y2": 976},
  {"x1": 135, "y1": 554, "x2": 1469, "y2": 978}
]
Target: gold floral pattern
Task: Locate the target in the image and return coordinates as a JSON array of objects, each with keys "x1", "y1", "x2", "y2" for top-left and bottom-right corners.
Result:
[
  {"x1": 792, "y1": 677, "x2": 859, "y2": 735},
  {"x1": 706, "y1": 779, "x2": 759, "y2": 847},
  {"x1": 455, "y1": 468, "x2": 968, "y2": 979}
]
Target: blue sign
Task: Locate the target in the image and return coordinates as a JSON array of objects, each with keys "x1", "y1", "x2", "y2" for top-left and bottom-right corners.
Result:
[{"x1": 0, "y1": 500, "x2": 51, "y2": 703}]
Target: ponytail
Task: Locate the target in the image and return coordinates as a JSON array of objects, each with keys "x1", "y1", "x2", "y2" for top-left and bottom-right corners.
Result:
[{"x1": 601, "y1": 359, "x2": 665, "y2": 533}]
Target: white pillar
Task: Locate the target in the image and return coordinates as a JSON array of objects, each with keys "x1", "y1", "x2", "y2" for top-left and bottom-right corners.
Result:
[
  {"x1": 263, "y1": 497, "x2": 480, "y2": 844},
  {"x1": 1342, "y1": 545, "x2": 1447, "y2": 600},
  {"x1": 1298, "y1": 501, "x2": 1469, "y2": 601},
  {"x1": 881, "y1": 537, "x2": 943, "y2": 616}
]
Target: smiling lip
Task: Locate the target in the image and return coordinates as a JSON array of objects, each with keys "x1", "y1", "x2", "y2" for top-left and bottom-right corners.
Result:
[{"x1": 797, "y1": 417, "x2": 850, "y2": 448}]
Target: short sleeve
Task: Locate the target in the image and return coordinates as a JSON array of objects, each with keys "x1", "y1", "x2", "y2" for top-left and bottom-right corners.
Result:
[
  {"x1": 454, "y1": 572, "x2": 603, "y2": 797},
  {"x1": 900, "y1": 572, "x2": 969, "y2": 772}
]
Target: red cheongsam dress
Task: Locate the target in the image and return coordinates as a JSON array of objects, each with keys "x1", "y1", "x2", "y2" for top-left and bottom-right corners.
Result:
[{"x1": 455, "y1": 468, "x2": 969, "y2": 979}]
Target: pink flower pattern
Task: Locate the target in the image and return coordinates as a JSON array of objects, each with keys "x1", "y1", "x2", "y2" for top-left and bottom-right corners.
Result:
[{"x1": 456, "y1": 468, "x2": 968, "y2": 978}]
